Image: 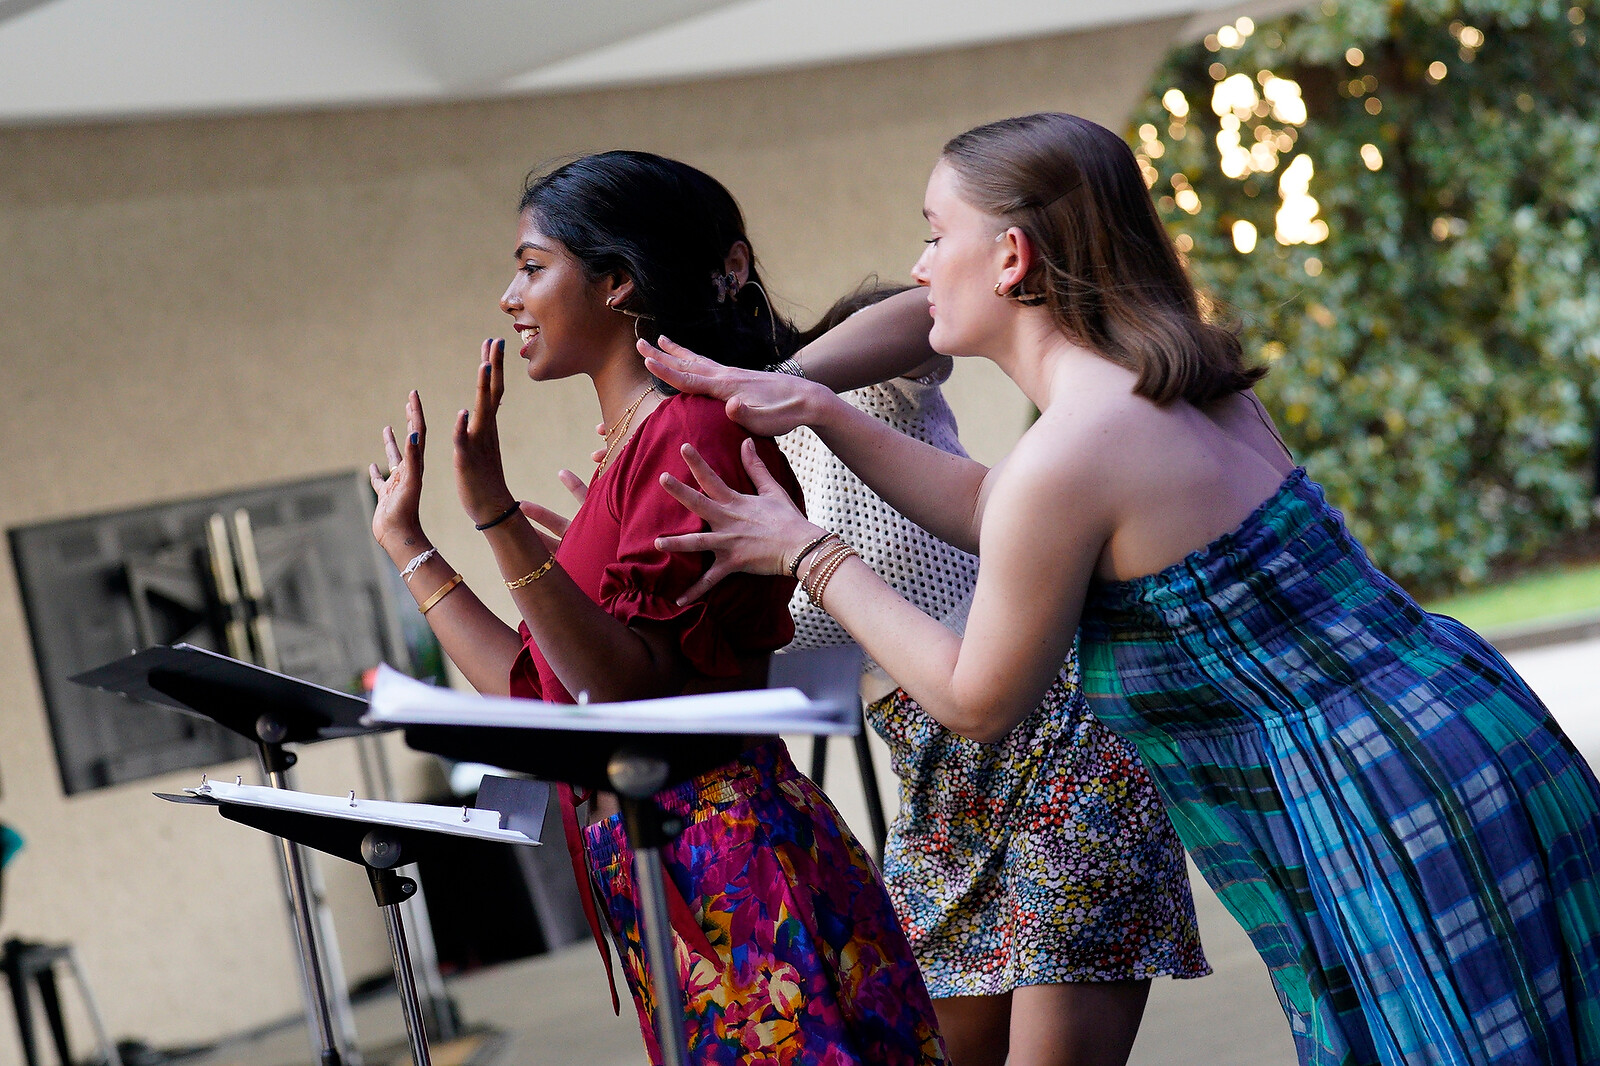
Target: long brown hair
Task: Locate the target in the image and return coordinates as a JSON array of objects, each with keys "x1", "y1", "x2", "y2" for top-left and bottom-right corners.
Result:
[{"x1": 941, "y1": 113, "x2": 1262, "y2": 406}]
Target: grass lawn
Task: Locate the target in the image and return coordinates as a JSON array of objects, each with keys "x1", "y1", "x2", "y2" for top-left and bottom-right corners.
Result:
[{"x1": 1424, "y1": 560, "x2": 1600, "y2": 632}]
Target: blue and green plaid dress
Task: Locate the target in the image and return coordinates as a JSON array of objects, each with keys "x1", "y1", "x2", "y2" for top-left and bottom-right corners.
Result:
[{"x1": 1078, "y1": 468, "x2": 1600, "y2": 1066}]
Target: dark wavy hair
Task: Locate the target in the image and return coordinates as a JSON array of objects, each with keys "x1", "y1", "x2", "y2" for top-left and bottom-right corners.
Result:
[
  {"x1": 942, "y1": 113, "x2": 1263, "y2": 406},
  {"x1": 518, "y1": 151, "x2": 795, "y2": 372}
]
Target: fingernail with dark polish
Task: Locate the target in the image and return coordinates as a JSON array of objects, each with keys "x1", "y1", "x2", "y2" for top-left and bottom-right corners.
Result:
[{"x1": 409, "y1": 432, "x2": 418, "y2": 445}]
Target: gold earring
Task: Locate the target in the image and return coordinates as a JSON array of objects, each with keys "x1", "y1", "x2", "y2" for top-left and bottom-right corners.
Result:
[
  {"x1": 995, "y1": 279, "x2": 1047, "y2": 306},
  {"x1": 607, "y1": 296, "x2": 650, "y2": 341}
]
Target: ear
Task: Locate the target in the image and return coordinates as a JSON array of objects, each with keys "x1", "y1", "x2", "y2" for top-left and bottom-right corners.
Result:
[
  {"x1": 994, "y1": 226, "x2": 1037, "y2": 295},
  {"x1": 722, "y1": 241, "x2": 752, "y2": 287},
  {"x1": 599, "y1": 271, "x2": 637, "y2": 310}
]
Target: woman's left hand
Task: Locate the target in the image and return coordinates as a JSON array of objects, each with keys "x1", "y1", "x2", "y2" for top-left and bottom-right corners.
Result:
[
  {"x1": 655, "y1": 439, "x2": 822, "y2": 604},
  {"x1": 454, "y1": 338, "x2": 519, "y2": 525}
]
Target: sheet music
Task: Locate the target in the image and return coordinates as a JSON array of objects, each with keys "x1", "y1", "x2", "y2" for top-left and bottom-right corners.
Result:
[
  {"x1": 365, "y1": 664, "x2": 857, "y2": 736},
  {"x1": 181, "y1": 779, "x2": 541, "y2": 846}
]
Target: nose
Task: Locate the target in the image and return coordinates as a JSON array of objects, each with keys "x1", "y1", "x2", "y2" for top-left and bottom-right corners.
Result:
[
  {"x1": 499, "y1": 278, "x2": 522, "y2": 316},
  {"x1": 910, "y1": 246, "x2": 932, "y2": 286}
]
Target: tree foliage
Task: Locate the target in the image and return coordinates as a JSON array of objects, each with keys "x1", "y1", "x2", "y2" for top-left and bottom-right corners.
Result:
[{"x1": 1133, "y1": 0, "x2": 1600, "y2": 593}]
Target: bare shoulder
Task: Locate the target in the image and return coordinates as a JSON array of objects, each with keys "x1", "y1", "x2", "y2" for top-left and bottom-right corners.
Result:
[{"x1": 985, "y1": 392, "x2": 1138, "y2": 537}]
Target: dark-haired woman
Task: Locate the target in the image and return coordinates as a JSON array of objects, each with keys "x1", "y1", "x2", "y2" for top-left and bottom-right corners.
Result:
[
  {"x1": 640, "y1": 114, "x2": 1600, "y2": 1066},
  {"x1": 369, "y1": 151, "x2": 945, "y2": 1066}
]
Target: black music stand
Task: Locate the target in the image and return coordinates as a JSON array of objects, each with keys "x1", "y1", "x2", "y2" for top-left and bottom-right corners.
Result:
[
  {"x1": 365, "y1": 655, "x2": 859, "y2": 1066},
  {"x1": 71, "y1": 645, "x2": 373, "y2": 1066},
  {"x1": 158, "y1": 779, "x2": 544, "y2": 1066}
]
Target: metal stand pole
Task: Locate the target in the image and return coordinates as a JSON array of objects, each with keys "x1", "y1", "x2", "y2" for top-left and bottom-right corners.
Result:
[
  {"x1": 258, "y1": 738, "x2": 345, "y2": 1066},
  {"x1": 609, "y1": 751, "x2": 688, "y2": 1066},
  {"x1": 363, "y1": 836, "x2": 431, "y2": 1066},
  {"x1": 850, "y1": 700, "x2": 889, "y2": 863},
  {"x1": 355, "y1": 735, "x2": 458, "y2": 1042}
]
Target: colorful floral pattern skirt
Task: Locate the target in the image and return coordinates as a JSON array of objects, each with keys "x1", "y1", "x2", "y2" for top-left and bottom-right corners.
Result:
[
  {"x1": 583, "y1": 740, "x2": 947, "y2": 1066},
  {"x1": 867, "y1": 657, "x2": 1209, "y2": 997}
]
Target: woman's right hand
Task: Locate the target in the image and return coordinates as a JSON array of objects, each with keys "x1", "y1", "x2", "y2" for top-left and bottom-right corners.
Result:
[
  {"x1": 640, "y1": 335, "x2": 834, "y2": 439},
  {"x1": 656, "y1": 439, "x2": 823, "y2": 604},
  {"x1": 370, "y1": 390, "x2": 428, "y2": 558}
]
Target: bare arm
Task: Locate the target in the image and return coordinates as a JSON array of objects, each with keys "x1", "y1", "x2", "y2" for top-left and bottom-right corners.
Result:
[
  {"x1": 805, "y1": 389, "x2": 992, "y2": 555},
  {"x1": 792, "y1": 287, "x2": 942, "y2": 390},
  {"x1": 817, "y1": 440, "x2": 1101, "y2": 740},
  {"x1": 645, "y1": 337, "x2": 991, "y2": 554},
  {"x1": 658, "y1": 424, "x2": 1109, "y2": 742}
]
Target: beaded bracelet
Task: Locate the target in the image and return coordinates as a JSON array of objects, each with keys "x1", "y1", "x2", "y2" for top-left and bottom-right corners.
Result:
[
  {"x1": 805, "y1": 545, "x2": 859, "y2": 609},
  {"x1": 797, "y1": 539, "x2": 851, "y2": 588},
  {"x1": 786, "y1": 531, "x2": 837, "y2": 578}
]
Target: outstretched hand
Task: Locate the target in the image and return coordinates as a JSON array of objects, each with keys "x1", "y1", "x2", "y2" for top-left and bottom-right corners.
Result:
[
  {"x1": 455, "y1": 338, "x2": 519, "y2": 525},
  {"x1": 370, "y1": 390, "x2": 427, "y2": 555},
  {"x1": 640, "y1": 335, "x2": 831, "y2": 440},
  {"x1": 654, "y1": 439, "x2": 820, "y2": 604}
]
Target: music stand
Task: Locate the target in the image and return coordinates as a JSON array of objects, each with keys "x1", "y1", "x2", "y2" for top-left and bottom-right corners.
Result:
[
  {"x1": 158, "y1": 778, "x2": 544, "y2": 1066},
  {"x1": 71, "y1": 644, "x2": 373, "y2": 1066},
  {"x1": 364, "y1": 657, "x2": 860, "y2": 1066}
]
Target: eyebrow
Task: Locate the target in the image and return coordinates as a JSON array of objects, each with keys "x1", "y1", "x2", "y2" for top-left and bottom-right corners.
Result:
[{"x1": 513, "y1": 241, "x2": 551, "y2": 259}]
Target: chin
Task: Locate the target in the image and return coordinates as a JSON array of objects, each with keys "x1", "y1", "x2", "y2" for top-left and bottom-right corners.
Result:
[{"x1": 927, "y1": 320, "x2": 962, "y2": 357}]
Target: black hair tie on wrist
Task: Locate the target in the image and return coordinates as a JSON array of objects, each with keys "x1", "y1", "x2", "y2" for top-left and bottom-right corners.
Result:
[{"x1": 474, "y1": 502, "x2": 522, "y2": 531}]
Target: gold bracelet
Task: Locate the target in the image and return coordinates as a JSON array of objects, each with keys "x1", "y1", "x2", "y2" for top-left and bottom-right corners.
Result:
[
  {"x1": 797, "y1": 540, "x2": 850, "y2": 589},
  {"x1": 505, "y1": 557, "x2": 556, "y2": 589},
  {"x1": 803, "y1": 542, "x2": 854, "y2": 591},
  {"x1": 418, "y1": 572, "x2": 464, "y2": 614},
  {"x1": 806, "y1": 546, "x2": 858, "y2": 608},
  {"x1": 786, "y1": 531, "x2": 836, "y2": 578}
]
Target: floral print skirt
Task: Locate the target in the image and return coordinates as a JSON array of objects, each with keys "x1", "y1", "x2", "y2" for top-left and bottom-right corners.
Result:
[
  {"x1": 583, "y1": 740, "x2": 947, "y2": 1066},
  {"x1": 868, "y1": 656, "x2": 1209, "y2": 997}
]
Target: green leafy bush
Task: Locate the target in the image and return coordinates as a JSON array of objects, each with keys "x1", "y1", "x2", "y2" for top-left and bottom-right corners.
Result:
[{"x1": 1134, "y1": 0, "x2": 1600, "y2": 593}]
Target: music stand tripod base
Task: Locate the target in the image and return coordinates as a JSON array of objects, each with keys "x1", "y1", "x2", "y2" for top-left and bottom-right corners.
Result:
[
  {"x1": 73, "y1": 645, "x2": 376, "y2": 1066},
  {"x1": 158, "y1": 779, "x2": 545, "y2": 1066}
]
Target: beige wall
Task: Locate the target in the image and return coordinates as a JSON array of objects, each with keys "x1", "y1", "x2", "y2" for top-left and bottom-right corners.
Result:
[{"x1": 0, "y1": 20, "x2": 1181, "y2": 1061}]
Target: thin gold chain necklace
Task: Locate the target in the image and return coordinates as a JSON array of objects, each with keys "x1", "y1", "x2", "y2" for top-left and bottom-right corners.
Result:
[{"x1": 595, "y1": 385, "x2": 655, "y2": 473}]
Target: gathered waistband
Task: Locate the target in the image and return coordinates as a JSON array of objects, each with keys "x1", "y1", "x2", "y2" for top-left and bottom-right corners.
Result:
[{"x1": 584, "y1": 739, "x2": 798, "y2": 868}]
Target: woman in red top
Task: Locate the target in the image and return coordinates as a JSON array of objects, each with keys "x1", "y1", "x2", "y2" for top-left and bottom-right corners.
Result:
[{"x1": 368, "y1": 151, "x2": 945, "y2": 1066}]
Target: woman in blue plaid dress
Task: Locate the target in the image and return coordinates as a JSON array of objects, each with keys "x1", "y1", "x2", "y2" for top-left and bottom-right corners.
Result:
[{"x1": 645, "y1": 111, "x2": 1600, "y2": 1066}]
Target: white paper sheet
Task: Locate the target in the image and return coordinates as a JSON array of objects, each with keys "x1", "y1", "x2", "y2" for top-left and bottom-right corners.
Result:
[
  {"x1": 181, "y1": 779, "x2": 541, "y2": 846},
  {"x1": 363, "y1": 664, "x2": 857, "y2": 736}
]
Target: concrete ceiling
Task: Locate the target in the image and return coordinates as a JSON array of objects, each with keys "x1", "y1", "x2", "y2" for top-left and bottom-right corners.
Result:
[{"x1": 0, "y1": 0, "x2": 1308, "y2": 126}]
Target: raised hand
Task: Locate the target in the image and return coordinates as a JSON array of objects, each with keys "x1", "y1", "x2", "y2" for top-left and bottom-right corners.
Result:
[
  {"x1": 640, "y1": 335, "x2": 834, "y2": 439},
  {"x1": 454, "y1": 338, "x2": 519, "y2": 526},
  {"x1": 370, "y1": 390, "x2": 428, "y2": 557},
  {"x1": 654, "y1": 439, "x2": 822, "y2": 604}
]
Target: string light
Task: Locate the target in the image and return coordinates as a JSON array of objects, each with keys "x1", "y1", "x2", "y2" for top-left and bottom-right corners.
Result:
[
  {"x1": 1360, "y1": 143, "x2": 1384, "y2": 170},
  {"x1": 1233, "y1": 219, "x2": 1259, "y2": 253},
  {"x1": 1276, "y1": 155, "x2": 1328, "y2": 245}
]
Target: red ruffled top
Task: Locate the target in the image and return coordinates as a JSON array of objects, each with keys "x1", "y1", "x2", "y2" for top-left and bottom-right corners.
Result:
[{"x1": 509, "y1": 391, "x2": 802, "y2": 702}]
